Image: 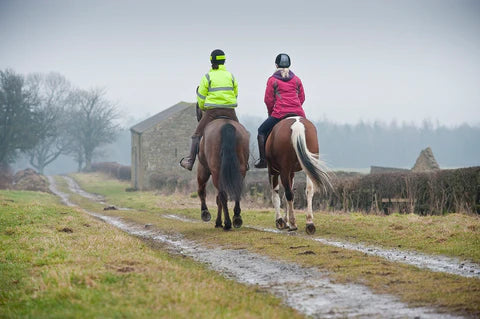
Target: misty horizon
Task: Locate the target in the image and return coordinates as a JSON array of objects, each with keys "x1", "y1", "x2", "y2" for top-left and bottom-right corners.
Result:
[
  {"x1": 1, "y1": 0, "x2": 479, "y2": 127},
  {"x1": 11, "y1": 112, "x2": 479, "y2": 175}
]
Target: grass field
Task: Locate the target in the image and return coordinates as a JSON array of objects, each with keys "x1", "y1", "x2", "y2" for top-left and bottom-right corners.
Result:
[
  {"x1": 0, "y1": 190, "x2": 303, "y2": 318},
  {"x1": 2, "y1": 172, "x2": 479, "y2": 318},
  {"x1": 66, "y1": 173, "x2": 480, "y2": 317}
]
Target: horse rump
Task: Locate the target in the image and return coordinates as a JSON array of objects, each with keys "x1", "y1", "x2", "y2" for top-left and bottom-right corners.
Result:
[
  {"x1": 290, "y1": 119, "x2": 332, "y2": 192},
  {"x1": 219, "y1": 123, "x2": 243, "y2": 201}
]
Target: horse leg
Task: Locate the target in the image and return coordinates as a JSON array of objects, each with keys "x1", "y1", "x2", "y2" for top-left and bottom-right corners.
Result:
[
  {"x1": 282, "y1": 191, "x2": 288, "y2": 225},
  {"x1": 271, "y1": 174, "x2": 286, "y2": 229},
  {"x1": 219, "y1": 191, "x2": 231, "y2": 230},
  {"x1": 211, "y1": 173, "x2": 224, "y2": 228},
  {"x1": 232, "y1": 200, "x2": 242, "y2": 228},
  {"x1": 281, "y1": 172, "x2": 297, "y2": 231},
  {"x1": 282, "y1": 174, "x2": 295, "y2": 228},
  {"x1": 305, "y1": 176, "x2": 316, "y2": 235},
  {"x1": 197, "y1": 162, "x2": 211, "y2": 222},
  {"x1": 215, "y1": 193, "x2": 223, "y2": 228}
]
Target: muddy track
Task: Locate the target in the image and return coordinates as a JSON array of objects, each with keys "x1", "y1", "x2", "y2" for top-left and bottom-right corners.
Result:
[
  {"x1": 48, "y1": 176, "x2": 467, "y2": 319},
  {"x1": 60, "y1": 176, "x2": 480, "y2": 279},
  {"x1": 159, "y1": 214, "x2": 480, "y2": 278},
  {"x1": 248, "y1": 226, "x2": 480, "y2": 279}
]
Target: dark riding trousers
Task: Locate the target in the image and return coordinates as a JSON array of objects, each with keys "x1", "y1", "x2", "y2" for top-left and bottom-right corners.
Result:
[
  {"x1": 258, "y1": 113, "x2": 303, "y2": 137},
  {"x1": 193, "y1": 108, "x2": 238, "y2": 137},
  {"x1": 257, "y1": 116, "x2": 281, "y2": 137}
]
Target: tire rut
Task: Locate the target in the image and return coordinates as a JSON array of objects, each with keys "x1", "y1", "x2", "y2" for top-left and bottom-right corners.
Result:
[{"x1": 48, "y1": 175, "x2": 468, "y2": 319}]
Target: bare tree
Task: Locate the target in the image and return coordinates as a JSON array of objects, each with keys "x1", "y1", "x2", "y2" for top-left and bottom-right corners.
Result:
[
  {"x1": 25, "y1": 73, "x2": 74, "y2": 174},
  {"x1": 69, "y1": 88, "x2": 119, "y2": 171}
]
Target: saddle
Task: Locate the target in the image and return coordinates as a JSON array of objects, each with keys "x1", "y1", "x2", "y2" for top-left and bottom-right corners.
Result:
[
  {"x1": 280, "y1": 113, "x2": 303, "y2": 120},
  {"x1": 265, "y1": 113, "x2": 303, "y2": 140},
  {"x1": 215, "y1": 115, "x2": 233, "y2": 120},
  {"x1": 196, "y1": 103, "x2": 234, "y2": 122}
]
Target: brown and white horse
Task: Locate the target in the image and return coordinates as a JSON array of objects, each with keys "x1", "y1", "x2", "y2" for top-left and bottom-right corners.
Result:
[
  {"x1": 266, "y1": 116, "x2": 331, "y2": 234},
  {"x1": 197, "y1": 119, "x2": 250, "y2": 230}
]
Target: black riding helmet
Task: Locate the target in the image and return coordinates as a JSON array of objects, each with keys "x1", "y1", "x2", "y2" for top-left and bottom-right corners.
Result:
[
  {"x1": 210, "y1": 49, "x2": 226, "y2": 65},
  {"x1": 275, "y1": 53, "x2": 291, "y2": 68}
]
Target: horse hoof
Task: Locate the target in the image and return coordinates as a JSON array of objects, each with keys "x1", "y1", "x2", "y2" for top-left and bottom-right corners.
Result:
[
  {"x1": 276, "y1": 218, "x2": 286, "y2": 230},
  {"x1": 215, "y1": 223, "x2": 222, "y2": 228},
  {"x1": 201, "y1": 210, "x2": 211, "y2": 222},
  {"x1": 233, "y1": 217, "x2": 243, "y2": 228},
  {"x1": 288, "y1": 226, "x2": 298, "y2": 232},
  {"x1": 306, "y1": 223, "x2": 316, "y2": 235},
  {"x1": 223, "y1": 224, "x2": 232, "y2": 231}
]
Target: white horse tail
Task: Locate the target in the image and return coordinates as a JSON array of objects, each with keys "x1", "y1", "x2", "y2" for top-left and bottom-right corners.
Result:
[{"x1": 290, "y1": 118, "x2": 332, "y2": 192}]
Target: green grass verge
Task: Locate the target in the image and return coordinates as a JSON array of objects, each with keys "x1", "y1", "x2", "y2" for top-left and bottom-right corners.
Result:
[
  {"x1": 0, "y1": 189, "x2": 303, "y2": 319},
  {"x1": 67, "y1": 172, "x2": 480, "y2": 317}
]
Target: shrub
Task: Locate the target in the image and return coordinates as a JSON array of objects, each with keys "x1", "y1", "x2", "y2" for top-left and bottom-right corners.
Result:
[
  {"x1": 149, "y1": 173, "x2": 193, "y2": 194},
  {"x1": 311, "y1": 167, "x2": 480, "y2": 215},
  {"x1": 90, "y1": 162, "x2": 131, "y2": 181}
]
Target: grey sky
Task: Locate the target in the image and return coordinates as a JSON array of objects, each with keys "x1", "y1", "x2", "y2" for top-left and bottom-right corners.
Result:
[{"x1": 1, "y1": 0, "x2": 479, "y2": 126}]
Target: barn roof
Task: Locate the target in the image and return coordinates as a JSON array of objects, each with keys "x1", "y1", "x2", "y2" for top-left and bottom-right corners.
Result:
[{"x1": 130, "y1": 101, "x2": 196, "y2": 134}]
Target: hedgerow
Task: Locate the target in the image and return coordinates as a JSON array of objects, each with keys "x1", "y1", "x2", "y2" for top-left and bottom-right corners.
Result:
[
  {"x1": 90, "y1": 162, "x2": 131, "y2": 181},
  {"x1": 292, "y1": 167, "x2": 479, "y2": 215}
]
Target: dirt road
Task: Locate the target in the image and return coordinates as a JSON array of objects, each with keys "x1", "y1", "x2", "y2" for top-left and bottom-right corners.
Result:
[{"x1": 48, "y1": 175, "x2": 470, "y2": 319}]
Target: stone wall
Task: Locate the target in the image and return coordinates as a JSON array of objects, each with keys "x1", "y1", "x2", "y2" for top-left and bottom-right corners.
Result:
[
  {"x1": 370, "y1": 166, "x2": 409, "y2": 174},
  {"x1": 139, "y1": 105, "x2": 197, "y2": 189},
  {"x1": 412, "y1": 147, "x2": 440, "y2": 172}
]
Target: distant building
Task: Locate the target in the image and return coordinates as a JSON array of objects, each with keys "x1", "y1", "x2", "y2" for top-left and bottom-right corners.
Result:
[{"x1": 130, "y1": 101, "x2": 197, "y2": 190}]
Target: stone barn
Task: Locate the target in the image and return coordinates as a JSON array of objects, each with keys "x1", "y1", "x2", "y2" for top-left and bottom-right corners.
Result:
[{"x1": 130, "y1": 101, "x2": 197, "y2": 190}]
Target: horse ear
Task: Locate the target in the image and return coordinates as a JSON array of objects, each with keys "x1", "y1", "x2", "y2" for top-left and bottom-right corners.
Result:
[{"x1": 196, "y1": 102, "x2": 203, "y2": 122}]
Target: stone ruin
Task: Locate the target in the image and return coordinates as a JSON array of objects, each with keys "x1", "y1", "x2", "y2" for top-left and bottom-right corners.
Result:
[{"x1": 411, "y1": 147, "x2": 440, "y2": 172}]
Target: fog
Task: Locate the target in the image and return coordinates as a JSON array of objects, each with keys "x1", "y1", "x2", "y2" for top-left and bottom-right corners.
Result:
[
  {"x1": 2, "y1": 0, "x2": 479, "y2": 173},
  {"x1": 11, "y1": 116, "x2": 478, "y2": 175},
  {"x1": 1, "y1": 0, "x2": 479, "y2": 126}
]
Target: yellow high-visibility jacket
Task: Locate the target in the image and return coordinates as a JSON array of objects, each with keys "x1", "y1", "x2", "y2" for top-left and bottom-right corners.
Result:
[{"x1": 196, "y1": 65, "x2": 238, "y2": 110}]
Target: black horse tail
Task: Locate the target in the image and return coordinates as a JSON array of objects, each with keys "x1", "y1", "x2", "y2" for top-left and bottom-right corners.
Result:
[
  {"x1": 219, "y1": 123, "x2": 243, "y2": 202},
  {"x1": 290, "y1": 119, "x2": 332, "y2": 193}
]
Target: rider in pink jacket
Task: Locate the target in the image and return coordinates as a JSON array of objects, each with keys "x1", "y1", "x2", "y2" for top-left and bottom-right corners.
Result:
[
  {"x1": 254, "y1": 53, "x2": 306, "y2": 168},
  {"x1": 264, "y1": 68, "x2": 305, "y2": 119}
]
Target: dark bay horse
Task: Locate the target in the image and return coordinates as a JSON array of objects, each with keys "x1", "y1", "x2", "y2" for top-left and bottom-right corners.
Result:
[
  {"x1": 197, "y1": 119, "x2": 250, "y2": 230},
  {"x1": 266, "y1": 116, "x2": 331, "y2": 234}
]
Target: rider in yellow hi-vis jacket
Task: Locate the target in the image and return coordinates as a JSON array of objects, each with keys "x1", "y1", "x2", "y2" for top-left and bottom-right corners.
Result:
[
  {"x1": 197, "y1": 58, "x2": 238, "y2": 110},
  {"x1": 180, "y1": 49, "x2": 239, "y2": 171}
]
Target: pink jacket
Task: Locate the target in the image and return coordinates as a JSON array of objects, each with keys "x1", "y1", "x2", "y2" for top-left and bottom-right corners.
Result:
[{"x1": 264, "y1": 70, "x2": 306, "y2": 119}]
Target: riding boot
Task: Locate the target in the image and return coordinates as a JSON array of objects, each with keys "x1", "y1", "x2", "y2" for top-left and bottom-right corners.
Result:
[
  {"x1": 254, "y1": 134, "x2": 267, "y2": 168},
  {"x1": 180, "y1": 136, "x2": 201, "y2": 171}
]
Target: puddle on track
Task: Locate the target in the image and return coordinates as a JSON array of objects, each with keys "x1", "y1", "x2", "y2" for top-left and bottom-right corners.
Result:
[
  {"x1": 52, "y1": 176, "x2": 480, "y2": 278},
  {"x1": 48, "y1": 176, "x2": 470, "y2": 318},
  {"x1": 158, "y1": 215, "x2": 480, "y2": 279},
  {"x1": 249, "y1": 226, "x2": 480, "y2": 279},
  {"x1": 63, "y1": 176, "x2": 106, "y2": 203}
]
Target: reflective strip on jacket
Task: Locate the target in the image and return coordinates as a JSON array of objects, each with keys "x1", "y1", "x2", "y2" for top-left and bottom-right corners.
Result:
[{"x1": 197, "y1": 65, "x2": 238, "y2": 110}]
